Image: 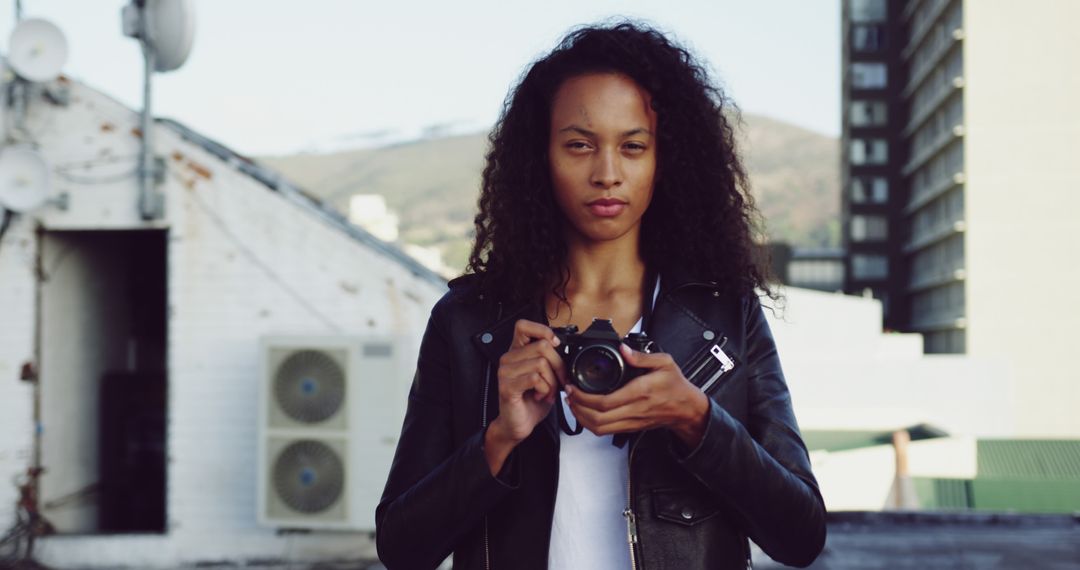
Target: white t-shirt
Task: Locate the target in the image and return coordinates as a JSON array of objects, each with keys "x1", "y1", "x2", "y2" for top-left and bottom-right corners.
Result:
[
  {"x1": 548, "y1": 278, "x2": 660, "y2": 569},
  {"x1": 547, "y1": 316, "x2": 640, "y2": 570}
]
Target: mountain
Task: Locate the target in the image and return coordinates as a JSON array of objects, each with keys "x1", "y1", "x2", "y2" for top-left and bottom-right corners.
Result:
[{"x1": 258, "y1": 113, "x2": 839, "y2": 271}]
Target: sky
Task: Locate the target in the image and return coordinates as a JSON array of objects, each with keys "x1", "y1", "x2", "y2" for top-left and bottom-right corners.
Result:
[{"x1": 1, "y1": 0, "x2": 841, "y2": 156}]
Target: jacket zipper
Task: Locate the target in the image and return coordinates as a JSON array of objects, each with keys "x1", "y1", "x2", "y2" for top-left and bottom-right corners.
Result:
[
  {"x1": 481, "y1": 301, "x2": 502, "y2": 570},
  {"x1": 482, "y1": 359, "x2": 493, "y2": 570},
  {"x1": 619, "y1": 281, "x2": 725, "y2": 570},
  {"x1": 623, "y1": 432, "x2": 646, "y2": 570},
  {"x1": 698, "y1": 336, "x2": 734, "y2": 394},
  {"x1": 618, "y1": 281, "x2": 715, "y2": 570}
]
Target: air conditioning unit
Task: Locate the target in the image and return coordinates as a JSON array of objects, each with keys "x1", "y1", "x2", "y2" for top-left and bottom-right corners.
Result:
[{"x1": 257, "y1": 335, "x2": 401, "y2": 530}]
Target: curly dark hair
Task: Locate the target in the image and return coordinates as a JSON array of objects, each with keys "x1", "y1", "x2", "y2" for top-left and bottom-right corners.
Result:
[{"x1": 466, "y1": 21, "x2": 774, "y2": 305}]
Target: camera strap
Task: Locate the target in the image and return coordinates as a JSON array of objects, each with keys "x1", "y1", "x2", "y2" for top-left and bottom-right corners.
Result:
[
  {"x1": 557, "y1": 394, "x2": 584, "y2": 436},
  {"x1": 640, "y1": 268, "x2": 661, "y2": 334}
]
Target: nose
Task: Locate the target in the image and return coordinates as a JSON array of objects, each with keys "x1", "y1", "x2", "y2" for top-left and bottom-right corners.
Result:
[{"x1": 590, "y1": 149, "x2": 622, "y2": 189}]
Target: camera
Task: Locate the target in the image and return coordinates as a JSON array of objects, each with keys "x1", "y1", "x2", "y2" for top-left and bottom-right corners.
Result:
[{"x1": 552, "y1": 318, "x2": 660, "y2": 394}]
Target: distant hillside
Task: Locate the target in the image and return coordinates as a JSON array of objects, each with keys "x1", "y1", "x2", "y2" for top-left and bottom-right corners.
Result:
[{"x1": 259, "y1": 113, "x2": 838, "y2": 271}]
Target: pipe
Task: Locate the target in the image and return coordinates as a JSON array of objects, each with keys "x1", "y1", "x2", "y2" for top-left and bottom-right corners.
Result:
[{"x1": 138, "y1": 13, "x2": 160, "y2": 220}]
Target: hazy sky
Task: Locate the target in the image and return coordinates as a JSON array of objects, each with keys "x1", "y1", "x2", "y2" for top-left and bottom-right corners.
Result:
[{"x1": 1, "y1": 1, "x2": 841, "y2": 155}]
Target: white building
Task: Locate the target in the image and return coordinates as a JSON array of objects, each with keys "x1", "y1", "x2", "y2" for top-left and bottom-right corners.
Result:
[
  {"x1": 0, "y1": 78, "x2": 446, "y2": 568},
  {"x1": 841, "y1": 0, "x2": 1080, "y2": 436},
  {"x1": 763, "y1": 286, "x2": 1015, "y2": 512},
  {"x1": 348, "y1": 194, "x2": 399, "y2": 243}
]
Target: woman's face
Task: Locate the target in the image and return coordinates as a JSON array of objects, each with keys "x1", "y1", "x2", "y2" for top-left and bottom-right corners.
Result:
[{"x1": 548, "y1": 72, "x2": 658, "y2": 246}]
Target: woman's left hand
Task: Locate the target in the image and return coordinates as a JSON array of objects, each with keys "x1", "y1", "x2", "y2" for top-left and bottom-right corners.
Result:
[{"x1": 565, "y1": 344, "x2": 710, "y2": 448}]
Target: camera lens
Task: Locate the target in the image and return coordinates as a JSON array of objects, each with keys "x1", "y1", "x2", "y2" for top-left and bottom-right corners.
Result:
[{"x1": 572, "y1": 345, "x2": 624, "y2": 394}]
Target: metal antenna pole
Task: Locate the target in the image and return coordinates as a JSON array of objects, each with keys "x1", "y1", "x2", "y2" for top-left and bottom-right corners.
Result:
[
  {"x1": 137, "y1": 3, "x2": 162, "y2": 220},
  {"x1": 139, "y1": 40, "x2": 159, "y2": 219}
]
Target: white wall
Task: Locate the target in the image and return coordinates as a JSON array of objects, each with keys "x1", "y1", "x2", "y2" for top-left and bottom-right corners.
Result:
[
  {"x1": 963, "y1": 0, "x2": 1080, "y2": 436},
  {"x1": 0, "y1": 82, "x2": 445, "y2": 568},
  {"x1": 812, "y1": 436, "x2": 978, "y2": 512},
  {"x1": 0, "y1": 217, "x2": 36, "y2": 532},
  {"x1": 766, "y1": 287, "x2": 1015, "y2": 438}
]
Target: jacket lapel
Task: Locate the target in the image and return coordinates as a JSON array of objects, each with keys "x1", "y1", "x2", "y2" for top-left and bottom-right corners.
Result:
[{"x1": 648, "y1": 267, "x2": 717, "y2": 372}]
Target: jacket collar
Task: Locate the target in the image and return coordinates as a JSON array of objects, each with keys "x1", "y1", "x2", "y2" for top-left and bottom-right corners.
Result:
[{"x1": 469, "y1": 265, "x2": 721, "y2": 362}]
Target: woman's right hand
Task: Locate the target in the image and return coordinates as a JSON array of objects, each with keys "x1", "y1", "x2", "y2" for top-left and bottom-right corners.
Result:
[{"x1": 484, "y1": 319, "x2": 566, "y2": 474}]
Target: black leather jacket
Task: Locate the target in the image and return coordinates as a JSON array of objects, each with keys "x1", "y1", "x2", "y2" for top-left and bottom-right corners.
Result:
[{"x1": 377, "y1": 267, "x2": 826, "y2": 569}]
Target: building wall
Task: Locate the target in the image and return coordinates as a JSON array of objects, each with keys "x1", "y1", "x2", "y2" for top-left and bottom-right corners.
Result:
[
  {"x1": 962, "y1": 0, "x2": 1080, "y2": 435},
  {"x1": 0, "y1": 222, "x2": 36, "y2": 535},
  {"x1": 0, "y1": 82, "x2": 446, "y2": 568},
  {"x1": 766, "y1": 287, "x2": 1014, "y2": 440},
  {"x1": 901, "y1": 0, "x2": 967, "y2": 353}
]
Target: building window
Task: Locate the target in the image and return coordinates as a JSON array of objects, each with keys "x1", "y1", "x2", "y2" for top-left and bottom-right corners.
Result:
[
  {"x1": 788, "y1": 259, "x2": 845, "y2": 291},
  {"x1": 851, "y1": 63, "x2": 887, "y2": 89},
  {"x1": 852, "y1": 24, "x2": 885, "y2": 52},
  {"x1": 850, "y1": 139, "x2": 888, "y2": 165},
  {"x1": 850, "y1": 101, "x2": 888, "y2": 127},
  {"x1": 850, "y1": 0, "x2": 887, "y2": 23},
  {"x1": 851, "y1": 254, "x2": 889, "y2": 280},
  {"x1": 852, "y1": 176, "x2": 888, "y2": 203},
  {"x1": 851, "y1": 215, "x2": 888, "y2": 241}
]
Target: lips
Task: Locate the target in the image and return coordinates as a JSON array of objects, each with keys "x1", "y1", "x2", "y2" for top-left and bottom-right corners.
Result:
[{"x1": 587, "y1": 197, "x2": 627, "y2": 217}]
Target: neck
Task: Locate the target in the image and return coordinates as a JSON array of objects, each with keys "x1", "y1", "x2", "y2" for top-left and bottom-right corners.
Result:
[{"x1": 559, "y1": 231, "x2": 646, "y2": 297}]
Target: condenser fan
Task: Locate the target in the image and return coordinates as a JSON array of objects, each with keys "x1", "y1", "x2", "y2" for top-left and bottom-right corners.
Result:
[
  {"x1": 273, "y1": 350, "x2": 345, "y2": 423},
  {"x1": 272, "y1": 440, "x2": 345, "y2": 514}
]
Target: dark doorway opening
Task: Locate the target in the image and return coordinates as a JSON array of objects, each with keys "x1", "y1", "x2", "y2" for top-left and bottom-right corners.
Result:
[{"x1": 39, "y1": 230, "x2": 167, "y2": 534}]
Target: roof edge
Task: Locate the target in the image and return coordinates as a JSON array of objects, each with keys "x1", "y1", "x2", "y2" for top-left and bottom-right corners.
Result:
[{"x1": 157, "y1": 117, "x2": 448, "y2": 291}]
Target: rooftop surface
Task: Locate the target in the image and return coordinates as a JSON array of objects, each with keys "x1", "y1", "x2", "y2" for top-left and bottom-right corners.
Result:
[{"x1": 754, "y1": 511, "x2": 1080, "y2": 569}]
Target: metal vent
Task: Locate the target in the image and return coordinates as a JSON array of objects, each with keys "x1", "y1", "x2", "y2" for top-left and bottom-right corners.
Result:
[
  {"x1": 273, "y1": 350, "x2": 345, "y2": 423},
  {"x1": 272, "y1": 439, "x2": 345, "y2": 514}
]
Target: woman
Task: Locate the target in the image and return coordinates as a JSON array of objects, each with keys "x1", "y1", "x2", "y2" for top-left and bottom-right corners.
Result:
[{"x1": 377, "y1": 22, "x2": 826, "y2": 569}]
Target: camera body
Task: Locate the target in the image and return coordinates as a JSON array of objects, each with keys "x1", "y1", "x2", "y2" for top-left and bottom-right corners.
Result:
[{"x1": 552, "y1": 318, "x2": 659, "y2": 394}]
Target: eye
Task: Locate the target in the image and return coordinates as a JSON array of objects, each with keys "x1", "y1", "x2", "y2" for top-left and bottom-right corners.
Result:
[
  {"x1": 565, "y1": 140, "x2": 593, "y2": 152},
  {"x1": 623, "y1": 142, "x2": 648, "y2": 153}
]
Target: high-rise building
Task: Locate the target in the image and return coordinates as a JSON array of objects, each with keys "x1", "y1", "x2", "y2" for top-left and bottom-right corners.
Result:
[{"x1": 841, "y1": 0, "x2": 1080, "y2": 435}]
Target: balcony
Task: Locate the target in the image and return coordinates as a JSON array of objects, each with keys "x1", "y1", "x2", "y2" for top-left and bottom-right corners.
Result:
[
  {"x1": 902, "y1": 125, "x2": 964, "y2": 177},
  {"x1": 904, "y1": 219, "x2": 965, "y2": 254},
  {"x1": 906, "y1": 172, "x2": 965, "y2": 215}
]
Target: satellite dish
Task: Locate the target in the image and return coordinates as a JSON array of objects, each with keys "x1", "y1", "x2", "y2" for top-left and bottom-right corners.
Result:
[
  {"x1": 7, "y1": 18, "x2": 69, "y2": 82},
  {"x1": 0, "y1": 146, "x2": 51, "y2": 213},
  {"x1": 141, "y1": 0, "x2": 196, "y2": 72}
]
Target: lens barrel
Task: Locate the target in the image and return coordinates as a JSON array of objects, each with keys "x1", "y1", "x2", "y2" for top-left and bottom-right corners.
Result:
[{"x1": 571, "y1": 344, "x2": 625, "y2": 394}]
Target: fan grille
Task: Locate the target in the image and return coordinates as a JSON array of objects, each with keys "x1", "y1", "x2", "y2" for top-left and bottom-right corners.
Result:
[
  {"x1": 273, "y1": 350, "x2": 345, "y2": 423},
  {"x1": 272, "y1": 440, "x2": 345, "y2": 514}
]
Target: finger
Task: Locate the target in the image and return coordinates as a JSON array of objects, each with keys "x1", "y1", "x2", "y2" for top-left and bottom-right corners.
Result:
[
  {"x1": 503, "y1": 336, "x2": 567, "y2": 385},
  {"x1": 505, "y1": 370, "x2": 553, "y2": 399},
  {"x1": 534, "y1": 340, "x2": 568, "y2": 386},
  {"x1": 589, "y1": 418, "x2": 652, "y2": 436},
  {"x1": 620, "y1": 343, "x2": 675, "y2": 370},
  {"x1": 567, "y1": 397, "x2": 651, "y2": 435},
  {"x1": 511, "y1": 319, "x2": 560, "y2": 349},
  {"x1": 503, "y1": 358, "x2": 559, "y2": 397},
  {"x1": 568, "y1": 379, "x2": 647, "y2": 412},
  {"x1": 568, "y1": 395, "x2": 650, "y2": 427}
]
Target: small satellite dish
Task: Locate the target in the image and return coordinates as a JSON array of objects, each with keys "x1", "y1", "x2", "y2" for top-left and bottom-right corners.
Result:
[
  {"x1": 136, "y1": 0, "x2": 197, "y2": 72},
  {"x1": 7, "y1": 18, "x2": 69, "y2": 82},
  {"x1": 0, "y1": 146, "x2": 51, "y2": 213}
]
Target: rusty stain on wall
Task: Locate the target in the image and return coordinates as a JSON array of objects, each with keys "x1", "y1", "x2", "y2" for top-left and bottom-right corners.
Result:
[{"x1": 186, "y1": 160, "x2": 213, "y2": 181}]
